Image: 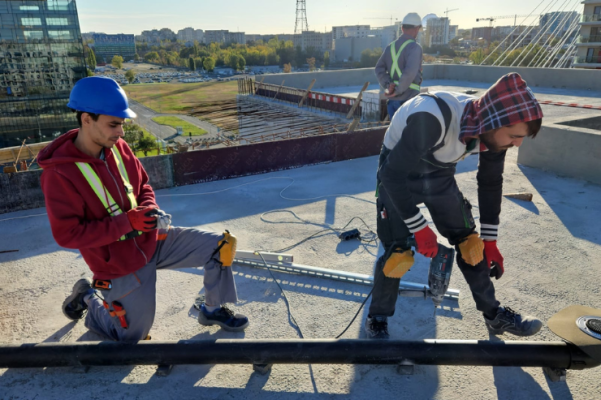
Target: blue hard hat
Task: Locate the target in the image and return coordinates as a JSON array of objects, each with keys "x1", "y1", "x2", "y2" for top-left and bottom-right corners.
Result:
[{"x1": 67, "y1": 76, "x2": 137, "y2": 119}]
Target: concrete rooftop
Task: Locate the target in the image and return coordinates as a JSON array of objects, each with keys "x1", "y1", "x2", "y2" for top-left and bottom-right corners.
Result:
[{"x1": 1, "y1": 142, "x2": 601, "y2": 398}]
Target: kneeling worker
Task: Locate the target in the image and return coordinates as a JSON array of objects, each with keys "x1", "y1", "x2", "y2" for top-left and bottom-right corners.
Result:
[
  {"x1": 39, "y1": 76, "x2": 248, "y2": 341},
  {"x1": 366, "y1": 73, "x2": 544, "y2": 339}
]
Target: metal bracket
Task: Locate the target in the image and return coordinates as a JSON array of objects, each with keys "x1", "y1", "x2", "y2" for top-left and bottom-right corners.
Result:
[
  {"x1": 543, "y1": 366, "x2": 567, "y2": 382},
  {"x1": 252, "y1": 363, "x2": 273, "y2": 375},
  {"x1": 156, "y1": 364, "x2": 174, "y2": 377},
  {"x1": 396, "y1": 360, "x2": 415, "y2": 375},
  {"x1": 234, "y1": 252, "x2": 460, "y2": 301}
]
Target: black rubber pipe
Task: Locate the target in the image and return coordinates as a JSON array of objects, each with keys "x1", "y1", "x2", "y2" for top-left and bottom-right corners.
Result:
[{"x1": 0, "y1": 339, "x2": 598, "y2": 370}]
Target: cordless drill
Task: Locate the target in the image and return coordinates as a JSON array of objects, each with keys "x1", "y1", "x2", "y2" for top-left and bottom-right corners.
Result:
[{"x1": 401, "y1": 238, "x2": 455, "y2": 311}]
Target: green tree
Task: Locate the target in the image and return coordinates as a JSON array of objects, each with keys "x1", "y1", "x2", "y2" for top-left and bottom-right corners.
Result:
[
  {"x1": 228, "y1": 54, "x2": 240, "y2": 70},
  {"x1": 237, "y1": 55, "x2": 246, "y2": 71},
  {"x1": 324, "y1": 51, "x2": 330, "y2": 68},
  {"x1": 188, "y1": 57, "x2": 196, "y2": 71},
  {"x1": 111, "y1": 55, "x2": 124, "y2": 69},
  {"x1": 144, "y1": 51, "x2": 160, "y2": 62},
  {"x1": 469, "y1": 48, "x2": 486, "y2": 65},
  {"x1": 133, "y1": 53, "x2": 140, "y2": 61},
  {"x1": 359, "y1": 48, "x2": 383, "y2": 67},
  {"x1": 306, "y1": 57, "x2": 316, "y2": 71},
  {"x1": 87, "y1": 48, "x2": 96, "y2": 69},
  {"x1": 86, "y1": 68, "x2": 94, "y2": 77},
  {"x1": 123, "y1": 123, "x2": 144, "y2": 151},
  {"x1": 137, "y1": 135, "x2": 157, "y2": 157},
  {"x1": 125, "y1": 69, "x2": 136, "y2": 83},
  {"x1": 203, "y1": 57, "x2": 216, "y2": 72}
]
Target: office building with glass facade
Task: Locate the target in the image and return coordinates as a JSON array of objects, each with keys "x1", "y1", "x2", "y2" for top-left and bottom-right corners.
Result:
[
  {"x1": 92, "y1": 33, "x2": 135, "y2": 63},
  {"x1": 0, "y1": 0, "x2": 86, "y2": 148}
]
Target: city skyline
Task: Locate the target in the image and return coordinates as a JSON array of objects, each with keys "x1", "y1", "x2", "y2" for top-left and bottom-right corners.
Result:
[{"x1": 77, "y1": 0, "x2": 566, "y2": 35}]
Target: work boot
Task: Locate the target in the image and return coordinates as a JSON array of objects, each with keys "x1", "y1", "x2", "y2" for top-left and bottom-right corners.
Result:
[
  {"x1": 365, "y1": 315, "x2": 390, "y2": 339},
  {"x1": 198, "y1": 304, "x2": 249, "y2": 332},
  {"x1": 62, "y1": 278, "x2": 94, "y2": 320},
  {"x1": 484, "y1": 306, "x2": 543, "y2": 337}
]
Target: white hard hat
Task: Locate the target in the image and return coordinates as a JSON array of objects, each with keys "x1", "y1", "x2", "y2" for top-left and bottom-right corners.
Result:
[{"x1": 402, "y1": 13, "x2": 422, "y2": 27}]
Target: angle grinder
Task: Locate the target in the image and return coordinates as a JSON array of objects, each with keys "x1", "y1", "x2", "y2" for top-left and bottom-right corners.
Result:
[{"x1": 399, "y1": 238, "x2": 455, "y2": 315}]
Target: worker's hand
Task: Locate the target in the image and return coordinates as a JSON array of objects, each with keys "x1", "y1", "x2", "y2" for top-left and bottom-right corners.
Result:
[
  {"x1": 484, "y1": 240, "x2": 505, "y2": 280},
  {"x1": 458, "y1": 233, "x2": 485, "y2": 266},
  {"x1": 126, "y1": 206, "x2": 158, "y2": 232},
  {"x1": 413, "y1": 226, "x2": 439, "y2": 258},
  {"x1": 384, "y1": 83, "x2": 396, "y2": 98}
]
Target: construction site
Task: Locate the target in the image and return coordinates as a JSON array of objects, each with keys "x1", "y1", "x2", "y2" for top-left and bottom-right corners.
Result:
[{"x1": 0, "y1": 63, "x2": 600, "y2": 399}]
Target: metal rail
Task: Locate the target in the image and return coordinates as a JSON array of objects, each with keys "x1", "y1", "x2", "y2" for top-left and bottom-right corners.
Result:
[
  {"x1": 233, "y1": 258, "x2": 460, "y2": 301},
  {"x1": 0, "y1": 339, "x2": 597, "y2": 369}
]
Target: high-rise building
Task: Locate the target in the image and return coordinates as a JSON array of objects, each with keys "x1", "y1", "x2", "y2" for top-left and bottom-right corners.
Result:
[
  {"x1": 425, "y1": 17, "x2": 450, "y2": 47},
  {"x1": 574, "y1": 2, "x2": 601, "y2": 68},
  {"x1": 293, "y1": 31, "x2": 332, "y2": 51},
  {"x1": 332, "y1": 25, "x2": 371, "y2": 40},
  {"x1": 204, "y1": 30, "x2": 246, "y2": 45},
  {"x1": 449, "y1": 25, "x2": 459, "y2": 41},
  {"x1": 369, "y1": 25, "x2": 398, "y2": 48},
  {"x1": 540, "y1": 11, "x2": 580, "y2": 37},
  {"x1": 0, "y1": 0, "x2": 87, "y2": 148},
  {"x1": 139, "y1": 28, "x2": 176, "y2": 44},
  {"x1": 92, "y1": 34, "x2": 135, "y2": 63},
  {"x1": 177, "y1": 27, "x2": 204, "y2": 44},
  {"x1": 471, "y1": 26, "x2": 493, "y2": 42}
]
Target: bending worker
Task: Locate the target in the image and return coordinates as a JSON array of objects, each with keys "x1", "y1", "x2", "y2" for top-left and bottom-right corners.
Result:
[
  {"x1": 366, "y1": 73, "x2": 544, "y2": 339},
  {"x1": 38, "y1": 76, "x2": 248, "y2": 341},
  {"x1": 375, "y1": 12, "x2": 423, "y2": 119}
]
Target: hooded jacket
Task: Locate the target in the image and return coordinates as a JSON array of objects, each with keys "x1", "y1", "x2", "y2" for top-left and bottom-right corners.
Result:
[
  {"x1": 379, "y1": 73, "x2": 543, "y2": 242},
  {"x1": 38, "y1": 129, "x2": 158, "y2": 279}
]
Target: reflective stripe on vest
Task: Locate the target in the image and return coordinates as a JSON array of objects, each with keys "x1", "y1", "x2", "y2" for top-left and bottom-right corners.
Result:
[
  {"x1": 111, "y1": 147, "x2": 138, "y2": 210},
  {"x1": 390, "y1": 39, "x2": 421, "y2": 91},
  {"x1": 75, "y1": 147, "x2": 141, "y2": 241}
]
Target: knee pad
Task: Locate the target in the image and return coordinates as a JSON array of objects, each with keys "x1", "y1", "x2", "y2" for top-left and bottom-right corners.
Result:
[
  {"x1": 458, "y1": 233, "x2": 484, "y2": 266},
  {"x1": 382, "y1": 246, "x2": 414, "y2": 278},
  {"x1": 215, "y1": 230, "x2": 237, "y2": 267}
]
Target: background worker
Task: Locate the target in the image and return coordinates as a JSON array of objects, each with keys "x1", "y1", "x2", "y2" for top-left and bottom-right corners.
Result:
[
  {"x1": 375, "y1": 12, "x2": 424, "y2": 119},
  {"x1": 38, "y1": 76, "x2": 248, "y2": 342},
  {"x1": 366, "y1": 73, "x2": 544, "y2": 339}
]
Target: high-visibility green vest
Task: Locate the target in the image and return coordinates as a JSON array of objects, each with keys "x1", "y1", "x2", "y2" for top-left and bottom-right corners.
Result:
[
  {"x1": 75, "y1": 147, "x2": 142, "y2": 241},
  {"x1": 390, "y1": 39, "x2": 421, "y2": 92}
]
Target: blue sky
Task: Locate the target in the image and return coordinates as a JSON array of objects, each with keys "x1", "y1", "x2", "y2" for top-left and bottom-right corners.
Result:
[{"x1": 76, "y1": 0, "x2": 579, "y2": 35}]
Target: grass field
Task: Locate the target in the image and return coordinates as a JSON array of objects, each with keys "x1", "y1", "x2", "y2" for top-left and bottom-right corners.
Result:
[
  {"x1": 151, "y1": 116, "x2": 207, "y2": 136},
  {"x1": 124, "y1": 81, "x2": 238, "y2": 114}
]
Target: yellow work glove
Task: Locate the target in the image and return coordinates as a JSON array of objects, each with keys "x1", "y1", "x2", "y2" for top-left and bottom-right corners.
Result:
[
  {"x1": 382, "y1": 247, "x2": 414, "y2": 278},
  {"x1": 458, "y1": 233, "x2": 484, "y2": 266}
]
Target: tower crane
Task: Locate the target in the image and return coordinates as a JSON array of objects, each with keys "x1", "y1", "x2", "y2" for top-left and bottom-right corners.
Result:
[
  {"x1": 476, "y1": 14, "x2": 533, "y2": 27},
  {"x1": 364, "y1": 16, "x2": 398, "y2": 25}
]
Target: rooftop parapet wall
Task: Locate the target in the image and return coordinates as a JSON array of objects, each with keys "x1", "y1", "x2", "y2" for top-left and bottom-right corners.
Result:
[
  {"x1": 0, "y1": 127, "x2": 386, "y2": 214},
  {"x1": 262, "y1": 65, "x2": 601, "y2": 92},
  {"x1": 518, "y1": 123, "x2": 601, "y2": 186}
]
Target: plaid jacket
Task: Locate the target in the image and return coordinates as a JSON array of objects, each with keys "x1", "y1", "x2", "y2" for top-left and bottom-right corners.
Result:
[{"x1": 459, "y1": 73, "x2": 543, "y2": 143}]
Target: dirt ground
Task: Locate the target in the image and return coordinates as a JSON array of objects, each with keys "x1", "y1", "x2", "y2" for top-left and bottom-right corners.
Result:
[{"x1": 0, "y1": 147, "x2": 600, "y2": 399}]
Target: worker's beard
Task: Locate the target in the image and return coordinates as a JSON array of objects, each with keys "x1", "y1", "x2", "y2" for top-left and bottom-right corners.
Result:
[{"x1": 480, "y1": 130, "x2": 512, "y2": 153}]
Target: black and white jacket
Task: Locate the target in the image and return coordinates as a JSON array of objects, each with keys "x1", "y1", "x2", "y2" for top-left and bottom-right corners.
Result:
[{"x1": 379, "y1": 91, "x2": 505, "y2": 241}]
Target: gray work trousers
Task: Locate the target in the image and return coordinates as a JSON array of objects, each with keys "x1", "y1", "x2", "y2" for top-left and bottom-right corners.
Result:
[
  {"x1": 369, "y1": 168, "x2": 500, "y2": 319},
  {"x1": 84, "y1": 227, "x2": 238, "y2": 341}
]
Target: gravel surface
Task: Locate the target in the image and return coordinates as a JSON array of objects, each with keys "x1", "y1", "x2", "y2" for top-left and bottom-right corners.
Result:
[{"x1": 1, "y1": 147, "x2": 600, "y2": 399}]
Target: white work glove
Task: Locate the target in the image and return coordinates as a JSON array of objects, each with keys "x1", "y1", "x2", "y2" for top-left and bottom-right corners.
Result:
[{"x1": 155, "y1": 209, "x2": 172, "y2": 230}]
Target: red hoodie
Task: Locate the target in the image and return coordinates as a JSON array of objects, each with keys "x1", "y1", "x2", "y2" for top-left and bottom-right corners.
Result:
[{"x1": 38, "y1": 129, "x2": 158, "y2": 279}]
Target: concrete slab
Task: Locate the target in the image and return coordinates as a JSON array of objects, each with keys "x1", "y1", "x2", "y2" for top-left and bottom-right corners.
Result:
[{"x1": 1, "y1": 148, "x2": 600, "y2": 399}]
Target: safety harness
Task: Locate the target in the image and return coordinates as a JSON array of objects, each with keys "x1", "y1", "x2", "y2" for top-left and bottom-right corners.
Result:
[
  {"x1": 75, "y1": 147, "x2": 142, "y2": 241},
  {"x1": 390, "y1": 39, "x2": 421, "y2": 92}
]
